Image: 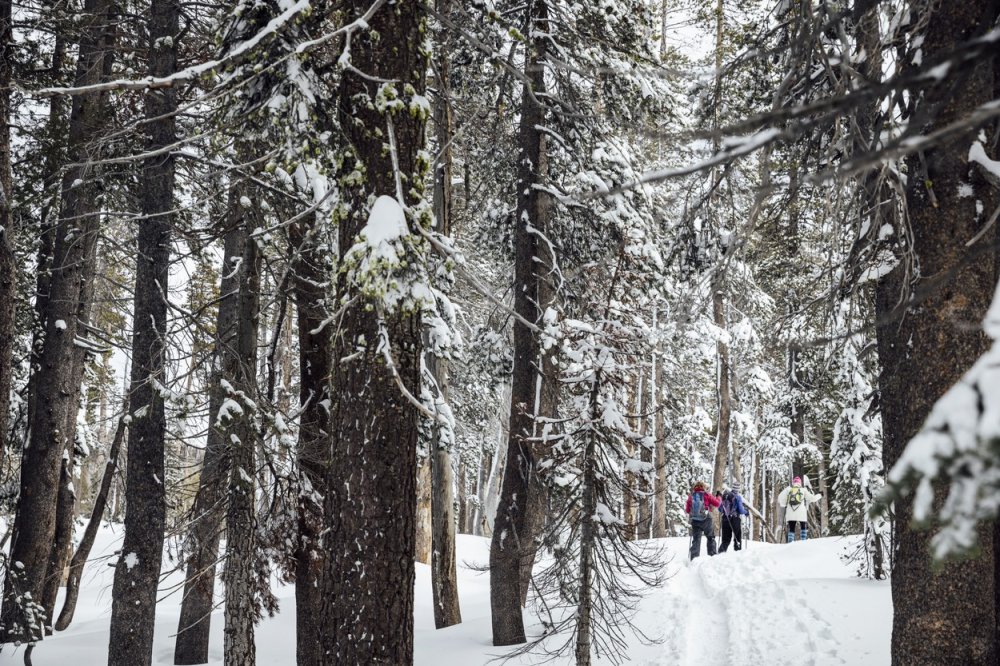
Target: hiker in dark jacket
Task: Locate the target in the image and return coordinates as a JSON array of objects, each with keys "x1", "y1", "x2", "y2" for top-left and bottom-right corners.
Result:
[
  {"x1": 719, "y1": 483, "x2": 749, "y2": 552},
  {"x1": 685, "y1": 480, "x2": 721, "y2": 560}
]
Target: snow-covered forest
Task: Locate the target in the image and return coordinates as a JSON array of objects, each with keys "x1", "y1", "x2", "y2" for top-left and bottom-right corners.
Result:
[{"x1": 0, "y1": 0, "x2": 996, "y2": 663}]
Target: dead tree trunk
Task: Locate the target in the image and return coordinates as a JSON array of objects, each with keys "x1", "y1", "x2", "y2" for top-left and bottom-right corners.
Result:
[
  {"x1": 107, "y1": 0, "x2": 178, "y2": 660},
  {"x1": 0, "y1": 0, "x2": 115, "y2": 642},
  {"x1": 55, "y1": 411, "x2": 127, "y2": 630},
  {"x1": 416, "y1": 456, "x2": 433, "y2": 564},
  {"x1": 428, "y1": 29, "x2": 461, "y2": 626},
  {"x1": 315, "y1": 0, "x2": 428, "y2": 661}
]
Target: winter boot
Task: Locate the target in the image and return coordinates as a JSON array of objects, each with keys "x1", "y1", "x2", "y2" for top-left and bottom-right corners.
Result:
[
  {"x1": 801, "y1": 528, "x2": 809, "y2": 541},
  {"x1": 787, "y1": 530, "x2": 795, "y2": 543}
]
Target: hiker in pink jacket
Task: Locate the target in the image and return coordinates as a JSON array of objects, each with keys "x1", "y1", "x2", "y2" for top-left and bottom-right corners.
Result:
[{"x1": 685, "y1": 480, "x2": 722, "y2": 560}]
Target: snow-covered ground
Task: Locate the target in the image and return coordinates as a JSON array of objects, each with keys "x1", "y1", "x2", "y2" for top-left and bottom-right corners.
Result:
[{"x1": 0, "y1": 526, "x2": 890, "y2": 665}]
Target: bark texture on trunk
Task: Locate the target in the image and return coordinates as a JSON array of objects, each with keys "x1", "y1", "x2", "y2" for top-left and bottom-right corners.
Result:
[
  {"x1": 573, "y1": 380, "x2": 600, "y2": 666},
  {"x1": 107, "y1": 0, "x2": 177, "y2": 659},
  {"x1": 875, "y1": 2, "x2": 1000, "y2": 663},
  {"x1": 222, "y1": 191, "x2": 261, "y2": 666},
  {"x1": 174, "y1": 222, "x2": 246, "y2": 665},
  {"x1": 0, "y1": 0, "x2": 114, "y2": 642},
  {"x1": 490, "y1": 0, "x2": 552, "y2": 645},
  {"x1": 43, "y1": 222, "x2": 103, "y2": 627},
  {"x1": 315, "y1": 0, "x2": 428, "y2": 661},
  {"x1": 0, "y1": 0, "x2": 14, "y2": 472},
  {"x1": 288, "y1": 207, "x2": 332, "y2": 666}
]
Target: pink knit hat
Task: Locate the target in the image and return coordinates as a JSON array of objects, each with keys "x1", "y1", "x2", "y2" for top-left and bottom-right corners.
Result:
[{"x1": 792, "y1": 476, "x2": 802, "y2": 485}]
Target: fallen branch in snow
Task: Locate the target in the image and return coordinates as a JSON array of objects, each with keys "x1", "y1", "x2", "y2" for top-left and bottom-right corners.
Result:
[{"x1": 743, "y1": 502, "x2": 779, "y2": 544}]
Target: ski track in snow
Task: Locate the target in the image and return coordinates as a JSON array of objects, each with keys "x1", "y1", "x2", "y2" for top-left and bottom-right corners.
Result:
[
  {"x1": 642, "y1": 543, "x2": 847, "y2": 666},
  {"x1": 682, "y1": 559, "x2": 729, "y2": 666}
]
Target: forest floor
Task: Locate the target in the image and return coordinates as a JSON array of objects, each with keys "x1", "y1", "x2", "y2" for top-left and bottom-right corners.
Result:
[{"x1": 0, "y1": 526, "x2": 890, "y2": 665}]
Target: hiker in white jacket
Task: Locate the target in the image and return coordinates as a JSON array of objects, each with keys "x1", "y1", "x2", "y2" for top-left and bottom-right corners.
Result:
[{"x1": 778, "y1": 476, "x2": 821, "y2": 542}]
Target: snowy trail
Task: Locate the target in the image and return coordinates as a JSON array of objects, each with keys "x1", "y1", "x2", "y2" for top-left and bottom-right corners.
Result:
[
  {"x1": 1, "y1": 531, "x2": 890, "y2": 666},
  {"x1": 680, "y1": 559, "x2": 729, "y2": 666},
  {"x1": 642, "y1": 541, "x2": 855, "y2": 666}
]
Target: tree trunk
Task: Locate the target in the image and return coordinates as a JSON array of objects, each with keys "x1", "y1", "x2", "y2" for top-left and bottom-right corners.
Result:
[
  {"x1": 43, "y1": 205, "x2": 105, "y2": 627},
  {"x1": 223, "y1": 189, "x2": 262, "y2": 666},
  {"x1": 574, "y1": 381, "x2": 600, "y2": 666},
  {"x1": 288, "y1": 196, "x2": 333, "y2": 666},
  {"x1": 315, "y1": 0, "x2": 428, "y2": 661},
  {"x1": 816, "y1": 427, "x2": 829, "y2": 537},
  {"x1": 56, "y1": 411, "x2": 126, "y2": 630},
  {"x1": 788, "y1": 337, "x2": 805, "y2": 482},
  {"x1": 638, "y1": 364, "x2": 652, "y2": 540},
  {"x1": 652, "y1": 329, "x2": 668, "y2": 539},
  {"x1": 0, "y1": 0, "x2": 14, "y2": 472},
  {"x1": 711, "y1": 285, "x2": 732, "y2": 492},
  {"x1": 174, "y1": 221, "x2": 246, "y2": 665},
  {"x1": 27, "y1": 26, "x2": 70, "y2": 446},
  {"x1": 43, "y1": 255, "x2": 101, "y2": 626},
  {"x1": 0, "y1": 0, "x2": 114, "y2": 642},
  {"x1": 416, "y1": 455, "x2": 433, "y2": 564},
  {"x1": 482, "y1": 382, "x2": 511, "y2": 536},
  {"x1": 517, "y1": 282, "x2": 559, "y2": 602},
  {"x1": 428, "y1": 344, "x2": 462, "y2": 629},
  {"x1": 41, "y1": 454, "x2": 75, "y2": 627},
  {"x1": 708, "y1": 0, "x2": 731, "y2": 495},
  {"x1": 623, "y1": 378, "x2": 638, "y2": 539},
  {"x1": 457, "y1": 456, "x2": 469, "y2": 535},
  {"x1": 753, "y1": 449, "x2": 763, "y2": 541},
  {"x1": 875, "y1": 2, "x2": 1000, "y2": 663},
  {"x1": 490, "y1": 0, "x2": 552, "y2": 644},
  {"x1": 107, "y1": 0, "x2": 177, "y2": 659},
  {"x1": 428, "y1": 37, "x2": 462, "y2": 625}
]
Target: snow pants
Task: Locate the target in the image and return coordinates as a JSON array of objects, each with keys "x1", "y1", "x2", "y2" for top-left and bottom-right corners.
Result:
[
  {"x1": 690, "y1": 517, "x2": 717, "y2": 560},
  {"x1": 787, "y1": 520, "x2": 808, "y2": 542},
  {"x1": 720, "y1": 515, "x2": 742, "y2": 552}
]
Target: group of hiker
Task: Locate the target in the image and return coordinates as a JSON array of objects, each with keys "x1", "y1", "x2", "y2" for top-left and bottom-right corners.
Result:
[{"x1": 684, "y1": 476, "x2": 821, "y2": 560}]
